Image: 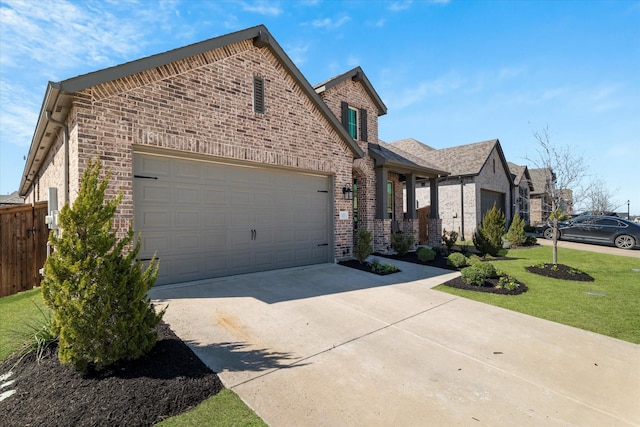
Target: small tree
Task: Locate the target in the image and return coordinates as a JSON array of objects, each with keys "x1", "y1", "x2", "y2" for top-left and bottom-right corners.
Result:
[
  {"x1": 505, "y1": 214, "x2": 527, "y2": 247},
  {"x1": 527, "y1": 126, "x2": 588, "y2": 264},
  {"x1": 353, "y1": 228, "x2": 373, "y2": 264},
  {"x1": 472, "y1": 203, "x2": 505, "y2": 256},
  {"x1": 42, "y1": 159, "x2": 164, "y2": 374},
  {"x1": 391, "y1": 232, "x2": 414, "y2": 256}
]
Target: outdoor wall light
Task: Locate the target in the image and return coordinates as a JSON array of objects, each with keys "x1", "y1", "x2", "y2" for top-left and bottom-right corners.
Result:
[{"x1": 342, "y1": 185, "x2": 353, "y2": 200}]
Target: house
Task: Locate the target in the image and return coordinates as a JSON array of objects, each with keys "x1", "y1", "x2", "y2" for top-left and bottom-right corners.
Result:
[
  {"x1": 391, "y1": 138, "x2": 514, "y2": 240},
  {"x1": 0, "y1": 191, "x2": 25, "y2": 207},
  {"x1": 18, "y1": 25, "x2": 447, "y2": 285},
  {"x1": 507, "y1": 162, "x2": 533, "y2": 225},
  {"x1": 528, "y1": 167, "x2": 554, "y2": 225}
]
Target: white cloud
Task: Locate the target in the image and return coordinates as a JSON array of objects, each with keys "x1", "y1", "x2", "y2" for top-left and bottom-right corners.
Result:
[
  {"x1": 310, "y1": 16, "x2": 351, "y2": 29},
  {"x1": 241, "y1": 1, "x2": 282, "y2": 16},
  {"x1": 285, "y1": 43, "x2": 311, "y2": 65},
  {"x1": 385, "y1": 71, "x2": 465, "y2": 109},
  {"x1": 388, "y1": 1, "x2": 412, "y2": 12}
]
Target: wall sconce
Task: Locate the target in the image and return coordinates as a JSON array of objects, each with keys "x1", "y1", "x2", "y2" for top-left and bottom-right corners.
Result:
[{"x1": 342, "y1": 185, "x2": 353, "y2": 200}]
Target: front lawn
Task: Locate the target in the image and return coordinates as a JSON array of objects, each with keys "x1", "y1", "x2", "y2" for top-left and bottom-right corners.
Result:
[
  {"x1": 435, "y1": 246, "x2": 640, "y2": 344},
  {"x1": 0, "y1": 288, "x2": 266, "y2": 426}
]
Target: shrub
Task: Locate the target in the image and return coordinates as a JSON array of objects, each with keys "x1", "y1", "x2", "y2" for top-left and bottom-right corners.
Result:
[
  {"x1": 354, "y1": 228, "x2": 373, "y2": 263},
  {"x1": 391, "y1": 232, "x2": 415, "y2": 256},
  {"x1": 468, "y1": 254, "x2": 483, "y2": 265},
  {"x1": 473, "y1": 203, "x2": 505, "y2": 256},
  {"x1": 447, "y1": 252, "x2": 468, "y2": 268},
  {"x1": 370, "y1": 259, "x2": 399, "y2": 274},
  {"x1": 41, "y1": 160, "x2": 164, "y2": 374},
  {"x1": 461, "y1": 266, "x2": 485, "y2": 286},
  {"x1": 497, "y1": 275, "x2": 519, "y2": 291},
  {"x1": 505, "y1": 214, "x2": 527, "y2": 247},
  {"x1": 417, "y1": 247, "x2": 436, "y2": 262},
  {"x1": 441, "y1": 229, "x2": 458, "y2": 251},
  {"x1": 525, "y1": 235, "x2": 537, "y2": 246},
  {"x1": 473, "y1": 262, "x2": 497, "y2": 279}
]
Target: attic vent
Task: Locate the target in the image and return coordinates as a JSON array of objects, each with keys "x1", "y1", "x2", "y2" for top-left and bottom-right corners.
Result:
[
  {"x1": 253, "y1": 76, "x2": 265, "y2": 114},
  {"x1": 45, "y1": 132, "x2": 52, "y2": 137},
  {"x1": 55, "y1": 106, "x2": 63, "y2": 113}
]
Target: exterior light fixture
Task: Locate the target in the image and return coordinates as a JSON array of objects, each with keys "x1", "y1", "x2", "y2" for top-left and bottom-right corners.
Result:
[{"x1": 342, "y1": 185, "x2": 353, "y2": 200}]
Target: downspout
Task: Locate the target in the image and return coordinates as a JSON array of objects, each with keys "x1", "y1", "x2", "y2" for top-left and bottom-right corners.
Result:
[
  {"x1": 45, "y1": 111, "x2": 69, "y2": 205},
  {"x1": 460, "y1": 177, "x2": 465, "y2": 241}
]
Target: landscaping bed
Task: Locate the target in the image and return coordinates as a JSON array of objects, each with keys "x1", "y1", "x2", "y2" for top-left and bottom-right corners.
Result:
[
  {"x1": 0, "y1": 321, "x2": 223, "y2": 427},
  {"x1": 525, "y1": 263, "x2": 594, "y2": 281},
  {"x1": 372, "y1": 251, "x2": 458, "y2": 271},
  {"x1": 439, "y1": 276, "x2": 528, "y2": 295},
  {"x1": 338, "y1": 259, "x2": 401, "y2": 275}
]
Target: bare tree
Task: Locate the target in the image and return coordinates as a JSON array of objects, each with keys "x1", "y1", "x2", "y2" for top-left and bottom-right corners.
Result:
[
  {"x1": 526, "y1": 126, "x2": 589, "y2": 264},
  {"x1": 576, "y1": 178, "x2": 621, "y2": 214}
]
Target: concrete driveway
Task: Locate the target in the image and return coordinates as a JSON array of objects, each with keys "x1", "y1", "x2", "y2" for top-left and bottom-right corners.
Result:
[
  {"x1": 149, "y1": 260, "x2": 639, "y2": 426},
  {"x1": 537, "y1": 237, "x2": 640, "y2": 258}
]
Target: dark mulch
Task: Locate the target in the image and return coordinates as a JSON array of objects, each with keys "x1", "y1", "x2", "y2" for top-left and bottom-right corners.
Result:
[
  {"x1": 525, "y1": 263, "x2": 594, "y2": 282},
  {"x1": 0, "y1": 322, "x2": 223, "y2": 427},
  {"x1": 440, "y1": 276, "x2": 528, "y2": 295},
  {"x1": 338, "y1": 259, "x2": 401, "y2": 275}
]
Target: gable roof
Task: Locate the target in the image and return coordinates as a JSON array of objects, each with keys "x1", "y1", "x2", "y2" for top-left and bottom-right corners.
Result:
[
  {"x1": 368, "y1": 140, "x2": 449, "y2": 178},
  {"x1": 507, "y1": 162, "x2": 534, "y2": 190},
  {"x1": 0, "y1": 191, "x2": 25, "y2": 206},
  {"x1": 20, "y1": 25, "x2": 364, "y2": 196},
  {"x1": 389, "y1": 138, "x2": 435, "y2": 159},
  {"x1": 314, "y1": 67, "x2": 387, "y2": 116},
  {"x1": 529, "y1": 167, "x2": 554, "y2": 195},
  {"x1": 394, "y1": 139, "x2": 511, "y2": 182}
]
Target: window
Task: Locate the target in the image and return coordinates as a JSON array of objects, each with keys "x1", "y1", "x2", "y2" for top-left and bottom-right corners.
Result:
[
  {"x1": 253, "y1": 76, "x2": 265, "y2": 114},
  {"x1": 386, "y1": 181, "x2": 393, "y2": 219},
  {"x1": 347, "y1": 107, "x2": 358, "y2": 139}
]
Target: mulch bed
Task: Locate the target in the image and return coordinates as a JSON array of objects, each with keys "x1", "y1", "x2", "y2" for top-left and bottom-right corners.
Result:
[
  {"x1": 525, "y1": 263, "x2": 594, "y2": 282},
  {"x1": 439, "y1": 276, "x2": 528, "y2": 295},
  {"x1": 338, "y1": 259, "x2": 401, "y2": 275},
  {"x1": 0, "y1": 322, "x2": 223, "y2": 427}
]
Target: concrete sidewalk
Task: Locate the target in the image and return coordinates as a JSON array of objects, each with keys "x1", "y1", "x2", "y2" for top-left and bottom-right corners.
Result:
[{"x1": 149, "y1": 260, "x2": 640, "y2": 426}]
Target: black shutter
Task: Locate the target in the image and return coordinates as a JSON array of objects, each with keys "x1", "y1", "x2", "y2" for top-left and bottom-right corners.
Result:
[
  {"x1": 253, "y1": 77, "x2": 265, "y2": 114},
  {"x1": 341, "y1": 101, "x2": 349, "y2": 129},
  {"x1": 360, "y1": 108, "x2": 368, "y2": 142}
]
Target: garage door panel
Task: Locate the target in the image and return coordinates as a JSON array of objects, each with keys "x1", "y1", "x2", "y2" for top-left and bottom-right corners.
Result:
[{"x1": 135, "y1": 153, "x2": 331, "y2": 285}]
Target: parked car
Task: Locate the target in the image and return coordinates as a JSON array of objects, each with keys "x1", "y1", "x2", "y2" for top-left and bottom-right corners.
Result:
[{"x1": 541, "y1": 215, "x2": 640, "y2": 249}]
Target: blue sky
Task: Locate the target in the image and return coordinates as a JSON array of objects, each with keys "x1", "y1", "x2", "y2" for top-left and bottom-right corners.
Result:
[{"x1": 1, "y1": 0, "x2": 639, "y2": 213}]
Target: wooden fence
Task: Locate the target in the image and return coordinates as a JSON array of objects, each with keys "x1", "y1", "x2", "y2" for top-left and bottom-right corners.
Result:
[{"x1": 0, "y1": 202, "x2": 49, "y2": 298}]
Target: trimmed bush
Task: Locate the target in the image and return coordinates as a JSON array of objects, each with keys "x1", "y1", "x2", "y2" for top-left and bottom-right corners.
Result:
[
  {"x1": 505, "y1": 214, "x2": 527, "y2": 247},
  {"x1": 391, "y1": 232, "x2": 415, "y2": 256},
  {"x1": 446, "y1": 252, "x2": 468, "y2": 268},
  {"x1": 525, "y1": 235, "x2": 538, "y2": 246},
  {"x1": 468, "y1": 254, "x2": 483, "y2": 265},
  {"x1": 461, "y1": 266, "x2": 485, "y2": 286},
  {"x1": 473, "y1": 262, "x2": 497, "y2": 279},
  {"x1": 42, "y1": 160, "x2": 164, "y2": 374},
  {"x1": 473, "y1": 203, "x2": 505, "y2": 256},
  {"x1": 354, "y1": 228, "x2": 373, "y2": 263},
  {"x1": 417, "y1": 247, "x2": 436, "y2": 262}
]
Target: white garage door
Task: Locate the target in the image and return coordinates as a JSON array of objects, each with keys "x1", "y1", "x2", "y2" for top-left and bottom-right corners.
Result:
[{"x1": 134, "y1": 153, "x2": 332, "y2": 285}]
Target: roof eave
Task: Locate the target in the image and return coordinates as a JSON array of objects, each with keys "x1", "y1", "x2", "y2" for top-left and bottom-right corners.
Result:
[{"x1": 315, "y1": 67, "x2": 387, "y2": 116}]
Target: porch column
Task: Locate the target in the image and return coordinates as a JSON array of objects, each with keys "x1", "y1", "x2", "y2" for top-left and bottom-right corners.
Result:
[
  {"x1": 405, "y1": 173, "x2": 416, "y2": 219},
  {"x1": 375, "y1": 167, "x2": 388, "y2": 219},
  {"x1": 429, "y1": 177, "x2": 439, "y2": 219}
]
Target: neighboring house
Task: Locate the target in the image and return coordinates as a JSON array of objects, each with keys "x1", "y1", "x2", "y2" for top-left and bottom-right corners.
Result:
[
  {"x1": 0, "y1": 191, "x2": 25, "y2": 207},
  {"x1": 392, "y1": 138, "x2": 514, "y2": 240},
  {"x1": 507, "y1": 162, "x2": 533, "y2": 225},
  {"x1": 529, "y1": 167, "x2": 555, "y2": 224},
  {"x1": 18, "y1": 25, "x2": 447, "y2": 285}
]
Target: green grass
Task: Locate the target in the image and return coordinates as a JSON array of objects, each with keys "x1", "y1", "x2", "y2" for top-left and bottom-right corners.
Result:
[
  {"x1": 0, "y1": 288, "x2": 265, "y2": 426},
  {"x1": 435, "y1": 246, "x2": 640, "y2": 344},
  {"x1": 0, "y1": 288, "x2": 50, "y2": 360},
  {"x1": 157, "y1": 389, "x2": 266, "y2": 426}
]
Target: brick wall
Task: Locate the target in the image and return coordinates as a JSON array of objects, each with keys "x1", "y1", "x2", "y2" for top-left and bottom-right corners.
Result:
[{"x1": 30, "y1": 39, "x2": 356, "y2": 260}]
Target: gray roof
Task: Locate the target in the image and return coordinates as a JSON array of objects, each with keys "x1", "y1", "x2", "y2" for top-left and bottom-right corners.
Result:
[
  {"x1": 390, "y1": 138, "x2": 435, "y2": 159},
  {"x1": 314, "y1": 67, "x2": 387, "y2": 116},
  {"x1": 368, "y1": 141, "x2": 449, "y2": 177},
  {"x1": 529, "y1": 168, "x2": 554, "y2": 195},
  {"x1": 0, "y1": 191, "x2": 25, "y2": 205},
  {"x1": 394, "y1": 139, "x2": 505, "y2": 177},
  {"x1": 20, "y1": 25, "x2": 365, "y2": 196},
  {"x1": 507, "y1": 162, "x2": 534, "y2": 190}
]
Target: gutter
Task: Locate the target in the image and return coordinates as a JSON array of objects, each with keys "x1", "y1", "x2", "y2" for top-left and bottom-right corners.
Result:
[{"x1": 45, "y1": 110, "x2": 69, "y2": 205}]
